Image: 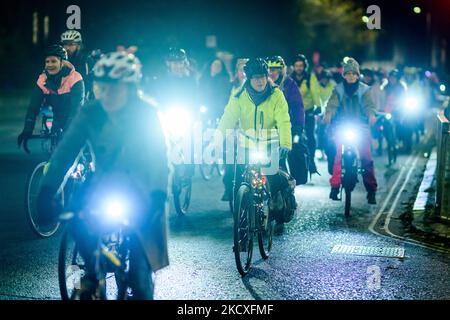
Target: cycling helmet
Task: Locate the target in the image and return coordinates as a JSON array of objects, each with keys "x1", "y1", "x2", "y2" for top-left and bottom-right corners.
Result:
[
  {"x1": 244, "y1": 58, "x2": 269, "y2": 79},
  {"x1": 45, "y1": 44, "x2": 68, "y2": 60},
  {"x1": 389, "y1": 69, "x2": 401, "y2": 79},
  {"x1": 166, "y1": 48, "x2": 187, "y2": 62},
  {"x1": 266, "y1": 55, "x2": 285, "y2": 69},
  {"x1": 292, "y1": 54, "x2": 309, "y2": 71},
  {"x1": 60, "y1": 30, "x2": 82, "y2": 43},
  {"x1": 93, "y1": 51, "x2": 142, "y2": 83}
]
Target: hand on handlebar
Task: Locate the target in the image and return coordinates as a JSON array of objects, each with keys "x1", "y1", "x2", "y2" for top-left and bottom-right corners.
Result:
[{"x1": 279, "y1": 146, "x2": 290, "y2": 160}]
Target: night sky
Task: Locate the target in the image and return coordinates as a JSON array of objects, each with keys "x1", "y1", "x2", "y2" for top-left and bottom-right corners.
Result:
[{"x1": 0, "y1": 0, "x2": 449, "y2": 89}]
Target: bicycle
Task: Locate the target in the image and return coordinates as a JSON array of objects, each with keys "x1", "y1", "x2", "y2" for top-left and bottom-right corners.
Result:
[
  {"x1": 58, "y1": 197, "x2": 134, "y2": 300},
  {"x1": 23, "y1": 108, "x2": 93, "y2": 237}
]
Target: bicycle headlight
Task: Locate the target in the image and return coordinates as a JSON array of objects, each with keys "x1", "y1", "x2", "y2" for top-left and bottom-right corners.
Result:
[
  {"x1": 338, "y1": 126, "x2": 359, "y2": 145},
  {"x1": 249, "y1": 150, "x2": 271, "y2": 165},
  {"x1": 100, "y1": 195, "x2": 130, "y2": 225},
  {"x1": 159, "y1": 106, "x2": 192, "y2": 138}
]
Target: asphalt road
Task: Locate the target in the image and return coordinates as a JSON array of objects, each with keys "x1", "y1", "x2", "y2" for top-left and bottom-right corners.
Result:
[{"x1": 1, "y1": 117, "x2": 449, "y2": 300}]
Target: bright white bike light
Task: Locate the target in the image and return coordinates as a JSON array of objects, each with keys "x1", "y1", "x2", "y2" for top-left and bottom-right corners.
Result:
[
  {"x1": 102, "y1": 196, "x2": 129, "y2": 223},
  {"x1": 160, "y1": 106, "x2": 192, "y2": 138},
  {"x1": 250, "y1": 150, "x2": 270, "y2": 165},
  {"x1": 385, "y1": 113, "x2": 392, "y2": 120},
  {"x1": 200, "y1": 106, "x2": 207, "y2": 113},
  {"x1": 344, "y1": 129, "x2": 356, "y2": 143}
]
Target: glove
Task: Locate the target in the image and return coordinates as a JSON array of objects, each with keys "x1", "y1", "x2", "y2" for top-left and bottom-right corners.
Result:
[
  {"x1": 279, "y1": 146, "x2": 290, "y2": 160},
  {"x1": 314, "y1": 107, "x2": 322, "y2": 115},
  {"x1": 17, "y1": 129, "x2": 32, "y2": 149},
  {"x1": 35, "y1": 185, "x2": 61, "y2": 226}
]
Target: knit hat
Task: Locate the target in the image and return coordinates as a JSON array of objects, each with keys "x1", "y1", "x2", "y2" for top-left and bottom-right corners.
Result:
[{"x1": 343, "y1": 57, "x2": 360, "y2": 75}]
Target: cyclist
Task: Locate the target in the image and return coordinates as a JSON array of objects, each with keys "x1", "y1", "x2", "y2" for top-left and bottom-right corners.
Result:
[
  {"x1": 214, "y1": 58, "x2": 294, "y2": 231},
  {"x1": 35, "y1": 51, "x2": 170, "y2": 299},
  {"x1": 316, "y1": 70, "x2": 336, "y2": 172},
  {"x1": 291, "y1": 54, "x2": 322, "y2": 176},
  {"x1": 221, "y1": 58, "x2": 249, "y2": 202},
  {"x1": 17, "y1": 44, "x2": 85, "y2": 150},
  {"x1": 60, "y1": 30, "x2": 97, "y2": 99},
  {"x1": 267, "y1": 55, "x2": 305, "y2": 135},
  {"x1": 323, "y1": 57, "x2": 378, "y2": 204}
]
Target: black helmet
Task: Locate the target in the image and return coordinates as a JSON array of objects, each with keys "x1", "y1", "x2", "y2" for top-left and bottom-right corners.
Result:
[
  {"x1": 244, "y1": 58, "x2": 269, "y2": 79},
  {"x1": 166, "y1": 47, "x2": 187, "y2": 62},
  {"x1": 321, "y1": 70, "x2": 333, "y2": 80},
  {"x1": 389, "y1": 69, "x2": 401, "y2": 79},
  {"x1": 292, "y1": 54, "x2": 309, "y2": 71},
  {"x1": 361, "y1": 68, "x2": 374, "y2": 78},
  {"x1": 45, "y1": 44, "x2": 68, "y2": 60},
  {"x1": 266, "y1": 55, "x2": 285, "y2": 69}
]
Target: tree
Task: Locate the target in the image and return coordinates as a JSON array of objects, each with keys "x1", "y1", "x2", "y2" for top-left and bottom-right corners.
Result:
[{"x1": 294, "y1": 0, "x2": 378, "y2": 64}]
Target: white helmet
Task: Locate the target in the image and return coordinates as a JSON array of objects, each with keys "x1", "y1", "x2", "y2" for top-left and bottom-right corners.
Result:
[
  {"x1": 93, "y1": 51, "x2": 142, "y2": 83},
  {"x1": 61, "y1": 30, "x2": 82, "y2": 43}
]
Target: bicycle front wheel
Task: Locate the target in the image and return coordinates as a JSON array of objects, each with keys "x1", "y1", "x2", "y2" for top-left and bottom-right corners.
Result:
[
  {"x1": 25, "y1": 161, "x2": 60, "y2": 238},
  {"x1": 233, "y1": 185, "x2": 254, "y2": 276}
]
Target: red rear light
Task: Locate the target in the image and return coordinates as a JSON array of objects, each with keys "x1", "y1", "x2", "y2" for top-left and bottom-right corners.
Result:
[
  {"x1": 261, "y1": 176, "x2": 267, "y2": 185},
  {"x1": 46, "y1": 120, "x2": 53, "y2": 129}
]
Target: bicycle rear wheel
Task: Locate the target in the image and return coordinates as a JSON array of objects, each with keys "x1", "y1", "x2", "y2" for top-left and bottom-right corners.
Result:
[
  {"x1": 257, "y1": 203, "x2": 273, "y2": 259},
  {"x1": 173, "y1": 168, "x2": 192, "y2": 216},
  {"x1": 25, "y1": 161, "x2": 60, "y2": 238},
  {"x1": 233, "y1": 185, "x2": 254, "y2": 276},
  {"x1": 344, "y1": 187, "x2": 351, "y2": 217}
]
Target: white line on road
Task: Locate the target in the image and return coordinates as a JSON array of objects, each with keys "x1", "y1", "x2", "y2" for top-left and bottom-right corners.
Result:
[
  {"x1": 368, "y1": 154, "x2": 413, "y2": 235},
  {"x1": 368, "y1": 154, "x2": 450, "y2": 254}
]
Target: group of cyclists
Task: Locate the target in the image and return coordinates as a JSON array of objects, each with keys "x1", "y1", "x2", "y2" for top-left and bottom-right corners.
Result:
[{"x1": 16, "y1": 29, "x2": 434, "y2": 299}]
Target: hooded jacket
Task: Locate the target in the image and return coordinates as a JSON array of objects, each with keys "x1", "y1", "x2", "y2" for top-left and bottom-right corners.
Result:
[
  {"x1": 40, "y1": 96, "x2": 170, "y2": 271},
  {"x1": 24, "y1": 61, "x2": 84, "y2": 132},
  {"x1": 215, "y1": 82, "x2": 292, "y2": 150}
]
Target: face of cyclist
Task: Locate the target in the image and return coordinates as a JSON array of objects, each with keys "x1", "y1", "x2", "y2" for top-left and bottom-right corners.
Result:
[
  {"x1": 250, "y1": 75, "x2": 268, "y2": 92},
  {"x1": 94, "y1": 82, "x2": 129, "y2": 113},
  {"x1": 344, "y1": 71, "x2": 359, "y2": 84},
  {"x1": 167, "y1": 60, "x2": 187, "y2": 77},
  {"x1": 269, "y1": 68, "x2": 282, "y2": 82},
  {"x1": 293, "y1": 61, "x2": 305, "y2": 76},
  {"x1": 210, "y1": 59, "x2": 223, "y2": 77},
  {"x1": 45, "y1": 56, "x2": 64, "y2": 75},
  {"x1": 62, "y1": 42, "x2": 80, "y2": 57}
]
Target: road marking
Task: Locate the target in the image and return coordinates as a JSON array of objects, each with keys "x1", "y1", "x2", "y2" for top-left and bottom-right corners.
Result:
[
  {"x1": 368, "y1": 154, "x2": 413, "y2": 234},
  {"x1": 331, "y1": 244, "x2": 405, "y2": 258},
  {"x1": 368, "y1": 154, "x2": 450, "y2": 254},
  {"x1": 384, "y1": 156, "x2": 419, "y2": 230}
]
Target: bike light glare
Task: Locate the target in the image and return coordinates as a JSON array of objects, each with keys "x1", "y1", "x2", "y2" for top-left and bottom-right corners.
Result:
[
  {"x1": 162, "y1": 106, "x2": 192, "y2": 137},
  {"x1": 385, "y1": 113, "x2": 392, "y2": 120},
  {"x1": 200, "y1": 106, "x2": 207, "y2": 113},
  {"x1": 250, "y1": 150, "x2": 270, "y2": 165},
  {"x1": 102, "y1": 197, "x2": 129, "y2": 223},
  {"x1": 344, "y1": 129, "x2": 356, "y2": 143}
]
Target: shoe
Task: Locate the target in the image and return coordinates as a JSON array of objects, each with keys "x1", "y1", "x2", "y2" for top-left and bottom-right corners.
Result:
[
  {"x1": 221, "y1": 192, "x2": 230, "y2": 202},
  {"x1": 367, "y1": 192, "x2": 377, "y2": 205},
  {"x1": 329, "y1": 187, "x2": 340, "y2": 201},
  {"x1": 274, "y1": 222, "x2": 284, "y2": 236}
]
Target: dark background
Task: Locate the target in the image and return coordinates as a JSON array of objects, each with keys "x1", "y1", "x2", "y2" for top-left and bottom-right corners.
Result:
[{"x1": 0, "y1": 0, "x2": 449, "y2": 90}]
